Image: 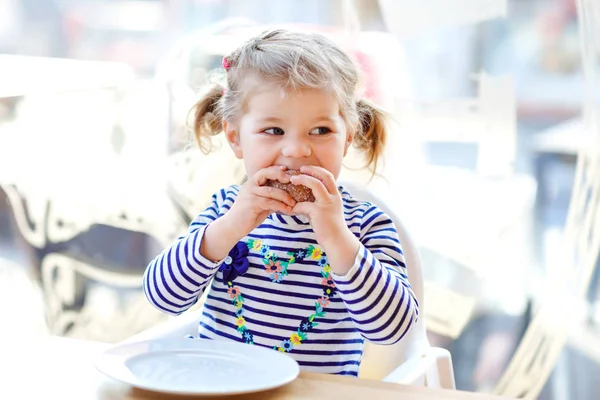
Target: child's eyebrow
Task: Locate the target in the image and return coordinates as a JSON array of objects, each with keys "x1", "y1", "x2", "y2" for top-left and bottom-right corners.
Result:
[
  {"x1": 312, "y1": 116, "x2": 339, "y2": 123},
  {"x1": 256, "y1": 117, "x2": 284, "y2": 124}
]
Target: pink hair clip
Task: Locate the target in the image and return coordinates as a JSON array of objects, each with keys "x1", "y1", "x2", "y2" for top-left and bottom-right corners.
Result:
[{"x1": 222, "y1": 56, "x2": 231, "y2": 71}]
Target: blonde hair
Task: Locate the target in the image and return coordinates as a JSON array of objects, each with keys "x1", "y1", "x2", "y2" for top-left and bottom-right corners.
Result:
[{"x1": 192, "y1": 29, "x2": 388, "y2": 173}]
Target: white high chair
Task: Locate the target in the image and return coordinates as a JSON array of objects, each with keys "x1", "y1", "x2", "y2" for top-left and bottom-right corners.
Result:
[{"x1": 124, "y1": 182, "x2": 456, "y2": 389}]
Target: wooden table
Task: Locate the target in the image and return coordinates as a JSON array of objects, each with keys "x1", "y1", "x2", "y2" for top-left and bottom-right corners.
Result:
[{"x1": 2, "y1": 336, "x2": 511, "y2": 399}]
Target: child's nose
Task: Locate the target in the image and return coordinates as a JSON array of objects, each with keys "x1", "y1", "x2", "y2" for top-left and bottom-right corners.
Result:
[{"x1": 281, "y1": 136, "x2": 311, "y2": 158}]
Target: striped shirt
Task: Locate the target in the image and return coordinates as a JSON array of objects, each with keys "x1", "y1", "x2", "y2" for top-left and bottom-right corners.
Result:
[{"x1": 143, "y1": 185, "x2": 418, "y2": 376}]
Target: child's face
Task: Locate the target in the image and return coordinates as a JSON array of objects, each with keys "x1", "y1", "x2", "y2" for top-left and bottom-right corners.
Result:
[{"x1": 224, "y1": 85, "x2": 353, "y2": 180}]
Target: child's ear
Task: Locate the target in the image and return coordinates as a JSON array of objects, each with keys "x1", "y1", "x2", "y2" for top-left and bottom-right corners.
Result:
[
  {"x1": 223, "y1": 120, "x2": 243, "y2": 159},
  {"x1": 343, "y1": 129, "x2": 354, "y2": 156}
]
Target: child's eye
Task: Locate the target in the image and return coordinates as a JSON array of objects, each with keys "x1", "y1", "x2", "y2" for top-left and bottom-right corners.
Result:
[
  {"x1": 263, "y1": 127, "x2": 284, "y2": 135},
  {"x1": 310, "y1": 127, "x2": 332, "y2": 135}
]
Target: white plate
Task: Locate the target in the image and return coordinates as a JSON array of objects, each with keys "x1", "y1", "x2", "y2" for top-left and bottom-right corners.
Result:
[{"x1": 94, "y1": 338, "x2": 300, "y2": 396}]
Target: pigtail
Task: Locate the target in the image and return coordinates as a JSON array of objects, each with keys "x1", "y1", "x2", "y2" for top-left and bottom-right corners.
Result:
[
  {"x1": 190, "y1": 84, "x2": 225, "y2": 154},
  {"x1": 355, "y1": 98, "x2": 388, "y2": 174}
]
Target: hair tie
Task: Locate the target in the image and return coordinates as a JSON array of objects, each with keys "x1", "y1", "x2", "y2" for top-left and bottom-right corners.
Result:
[{"x1": 222, "y1": 56, "x2": 231, "y2": 71}]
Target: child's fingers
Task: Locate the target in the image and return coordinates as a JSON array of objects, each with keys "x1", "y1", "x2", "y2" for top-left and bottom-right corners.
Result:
[
  {"x1": 289, "y1": 174, "x2": 328, "y2": 200},
  {"x1": 292, "y1": 201, "x2": 313, "y2": 217},
  {"x1": 258, "y1": 197, "x2": 294, "y2": 215},
  {"x1": 254, "y1": 186, "x2": 296, "y2": 208},
  {"x1": 299, "y1": 165, "x2": 337, "y2": 194},
  {"x1": 252, "y1": 165, "x2": 290, "y2": 186}
]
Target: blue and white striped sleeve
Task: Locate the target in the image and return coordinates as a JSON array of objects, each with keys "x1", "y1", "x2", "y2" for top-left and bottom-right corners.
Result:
[
  {"x1": 333, "y1": 204, "x2": 419, "y2": 345},
  {"x1": 143, "y1": 187, "x2": 238, "y2": 316}
]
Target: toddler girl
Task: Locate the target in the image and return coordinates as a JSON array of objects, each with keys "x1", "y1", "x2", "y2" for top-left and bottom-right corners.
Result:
[{"x1": 144, "y1": 29, "x2": 418, "y2": 377}]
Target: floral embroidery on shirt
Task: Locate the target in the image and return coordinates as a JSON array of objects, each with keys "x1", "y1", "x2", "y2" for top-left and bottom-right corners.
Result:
[
  {"x1": 247, "y1": 240, "x2": 328, "y2": 284},
  {"x1": 246, "y1": 239, "x2": 291, "y2": 283},
  {"x1": 217, "y1": 243, "x2": 255, "y2": 344},
  {"x1": 225, "y1": 239, "x2": 335, "y2": 351},
  {"x1": 226, "y1": 281, "x2": 254, "y2": 344},
  {"x1": 263, "y1": 258, "x2": 289, "y2": 282},
  {"x1": 310, "y1": 246, "x2": 324, "y2": 260},
  {"x1": 274, "y1": 252, "x2": 335, "y2": 353}
]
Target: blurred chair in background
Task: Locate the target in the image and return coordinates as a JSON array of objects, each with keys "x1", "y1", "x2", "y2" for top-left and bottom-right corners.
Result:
[{"x1": 493, "y1": 0, "x2": 600, "y2": 397}]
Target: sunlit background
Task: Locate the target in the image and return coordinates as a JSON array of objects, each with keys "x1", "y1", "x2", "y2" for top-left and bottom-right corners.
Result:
[{"x1": 1, "y1": 0, "x2": 599, "y2": 399}]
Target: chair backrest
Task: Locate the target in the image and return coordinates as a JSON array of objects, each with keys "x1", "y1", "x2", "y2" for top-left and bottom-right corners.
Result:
[{"x1": 340, "y1": 181, "x2": 430, "y2": 380}]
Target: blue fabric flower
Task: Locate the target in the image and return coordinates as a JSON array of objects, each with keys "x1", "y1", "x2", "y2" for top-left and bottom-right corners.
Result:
[
  {"x1": 281, "y1": 339, "x2": 293, "y2": 352},
  {"x1": 300, "y1": 320, "x2": 312, "y2": 332},
  {"x1": 243, "y1": 331, "x2": 254, "y2": 344},
  {"x1": 318, "y1": 257, "x2": 328, "y2": 267},
  {"x1": 220, "y1": 241, "x2": 250, "y2": 281},
  {"x1": 270, "y1": 273, "x2": 283, "y2": 283},
  {"x1": 235, "y1": 308, "x2": 244, "y2": 317},
  {"x1": 260, "y1": 245, "x2": 271, "y2": 256},
  {"x1": 296, "y1": 249, "x2": 306, "y2": 260},
  {"x1": 323, "y1": 286, "x2": 337, "y2": 298}
]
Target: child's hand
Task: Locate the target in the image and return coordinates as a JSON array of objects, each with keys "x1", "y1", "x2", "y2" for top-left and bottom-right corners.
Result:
[
  {"x1": 201, "y1": 166, "x2": 295, "y2": 262},
  {"x1": 289, "y1": 166, "x2": 346, "y2": 245},
  {"x1": 227, "y1": 166, "x2": 297, "y2": 236},
  {"x1": 290, "y1": 166, "x2": 359, "y2": 275}
]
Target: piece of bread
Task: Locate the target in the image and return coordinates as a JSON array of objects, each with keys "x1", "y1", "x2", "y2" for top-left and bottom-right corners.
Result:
[{"x1": 265, "y1": 169, "x2": 315, "y2": 203}]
